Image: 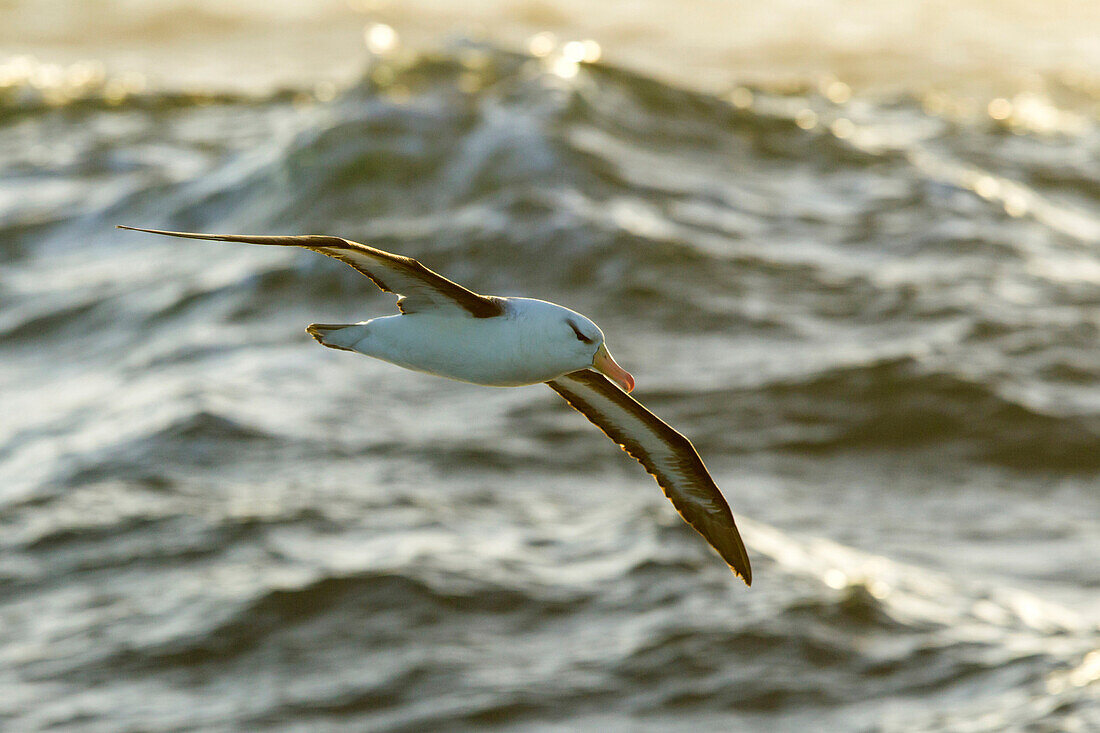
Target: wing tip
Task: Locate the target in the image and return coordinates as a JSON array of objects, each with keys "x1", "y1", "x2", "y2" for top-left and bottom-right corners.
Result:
[
  {"x1": 117, "y1": 225, "x2": 199, "y2": 238},
  {"x1": 733, "y1": 560, "x2": 752, "y2": 586},
  {"x1": 716, "y1": 536, "x2": 752, "y2": 586}
]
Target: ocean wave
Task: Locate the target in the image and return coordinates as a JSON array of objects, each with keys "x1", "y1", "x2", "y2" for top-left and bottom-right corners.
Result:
[
  {"x1": 725, "y1": 357, "x2": 1100, "y2": 470},
  {"x1": 97, "y1": 567, "x2": 586, "y2": 676},
  {"x1": 33, "y1": 410, "x2": 287, "y2": 499}
]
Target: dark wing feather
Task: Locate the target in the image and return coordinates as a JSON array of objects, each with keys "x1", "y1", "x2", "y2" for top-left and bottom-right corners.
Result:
[
  {"x1": 117, "y1": 226, "x2": 503, "y2": 318},
  {"x1": 547, "y1": 369, "x2": 751, "y2": 585}
]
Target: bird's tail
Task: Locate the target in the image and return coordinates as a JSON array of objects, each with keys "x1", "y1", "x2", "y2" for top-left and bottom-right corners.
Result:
[{"x1": 306, "y1": 323, "x2": 360, "y2": 353}]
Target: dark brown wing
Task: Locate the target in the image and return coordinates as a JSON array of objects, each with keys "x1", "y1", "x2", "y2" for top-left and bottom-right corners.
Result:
[
  {"x1": 117, "y1": 226, "x2": 503, "y2": 318},
  {"x1": 547, "y1": 369, "x2": 751, "y2": 585}
]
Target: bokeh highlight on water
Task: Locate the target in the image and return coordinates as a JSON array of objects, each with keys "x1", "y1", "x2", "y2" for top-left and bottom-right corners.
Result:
[{"x1": 2, "y1": 2, "x2": 1100, "y2": 731}]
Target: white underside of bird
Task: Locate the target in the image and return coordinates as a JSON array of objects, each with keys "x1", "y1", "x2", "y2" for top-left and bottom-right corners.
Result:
[
  {"x1": 307, "y1": 300, "x2": 633, "y2": 390},
  {"x1": 118, "y1": 225, "x2": 751, "y2": 585}
]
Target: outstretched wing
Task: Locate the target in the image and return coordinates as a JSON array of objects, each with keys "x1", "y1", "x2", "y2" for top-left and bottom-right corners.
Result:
[
  {"x1": 547, "y1": 369, "x2": 751, "y2": 585},
  {"x1": 117, "y1": 226, "x2": 504, "y2": 318}
]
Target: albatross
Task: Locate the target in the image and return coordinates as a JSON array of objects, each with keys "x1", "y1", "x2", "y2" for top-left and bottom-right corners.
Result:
[{"x1": 118, "y1": 225, "x2": 752, "y2": 585}]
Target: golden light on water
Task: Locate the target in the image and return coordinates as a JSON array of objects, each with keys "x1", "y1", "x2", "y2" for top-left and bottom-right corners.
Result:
[
  {"x1": 530, "y1": 36, "x2": 602, "y2": 79},
  {"x1": 561, "y1": 41, "x2": 585, "y2": 63},
  {"x1": 1004, "y1": 191, "x2": 1028, "y2": 218},
  {"x1": 794, "y1": 109, "x2": 818, "y2": 130},
  {"x1": 551, "y1": 56, "x2": 579, "y2": 79},
  {"x1": 988, "y1": 97, "x2": 1013, "y2": 120},
  {"x1": 365, "y1": 23, "x2": 398, "y2": 55},
  {"x1": 66, "y1": 60, "x2": 106, "y2": 88},
  {"x1": 830, "y1": 117, "x2": 855, "y2": 139},
  {"x1": 974, "y1": 175, "x2": 1000, "y2": 200},
  {"x1": 0, "y1": 55, "x2": 111, "y2": 106},
  {"x1": 1069, "y1": 650, "x2": 1100, "y2": 687},
  {"x1": 562, "y1": 39, "x2": 601, "y2": 64},
  {"x1": 824, "y1": 80, "x2": 851, "y2": 104},
  {"x1": 527, "y1": 31, "x2": 556, "y2": 58},
  {"x1": 823, "y1": 568, "x2": 847, "y2": 589}
]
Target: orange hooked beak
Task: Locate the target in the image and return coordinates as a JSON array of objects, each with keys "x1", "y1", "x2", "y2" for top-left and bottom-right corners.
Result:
[{"x1": 592, "y1": 343, "x2": 635, "y2": 393}]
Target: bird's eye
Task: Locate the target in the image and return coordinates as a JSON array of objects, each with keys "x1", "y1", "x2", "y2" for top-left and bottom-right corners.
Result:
[{"x1": 567, "y1": 320, "x2": 595, "y2": 344}]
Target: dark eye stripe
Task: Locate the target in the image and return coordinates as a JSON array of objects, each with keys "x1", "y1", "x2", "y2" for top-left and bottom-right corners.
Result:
[{"x1": 568, "y1": 320, "x2": 595, "y2": 344}]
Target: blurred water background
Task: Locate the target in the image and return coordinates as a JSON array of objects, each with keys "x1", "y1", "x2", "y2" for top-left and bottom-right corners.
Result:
[{"x1": 2, "y1": 1, "x2": 1100, "y2": 731}]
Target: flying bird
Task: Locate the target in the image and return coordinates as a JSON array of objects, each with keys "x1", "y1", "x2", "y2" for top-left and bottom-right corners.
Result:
[{"x1": 118, "y1": 225, "x2": 752, "y2": 584}]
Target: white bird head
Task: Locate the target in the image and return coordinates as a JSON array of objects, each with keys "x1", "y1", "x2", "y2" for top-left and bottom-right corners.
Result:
[{"x1": 512, "y1": 298, "x2": 635, "y2": 392}]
